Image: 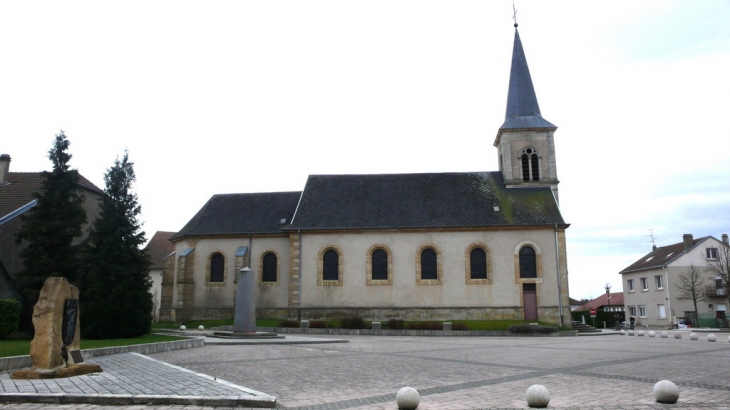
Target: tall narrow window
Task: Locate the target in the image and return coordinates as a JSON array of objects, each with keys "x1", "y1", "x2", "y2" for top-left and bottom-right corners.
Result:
[
  {"x1": 421, "y1": 248, "x2": 437, "y2": 280},
  {"x1": 470, "y1": 248, "x2": 487, "y2": 279},
  {"x1": 210, "y1": 253, "x2": 224, "y2": 283},
  {"x1": 519, "y1": 246, "x2": 537, "y2": 278},
  {"x1": 262, "y1": 253, "x2": 277, "y2": 283},
  {"x1": 520, "y1": 148, "x2": 539, "y2": 181},
  {"x1": 323, "y1": 249, "x2": 339, "y2": 281},
  {"x1": 627, "y1": 279, "x2": 635, "y2": 292},
  {"x1": 371, "y1": 249, "x2": 388, "y2": 280}
]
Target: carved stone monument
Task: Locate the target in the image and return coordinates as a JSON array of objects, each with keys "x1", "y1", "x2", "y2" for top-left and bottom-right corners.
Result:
[{"x1": 12, "y1": 277, "x2": 102, "y2": 379}]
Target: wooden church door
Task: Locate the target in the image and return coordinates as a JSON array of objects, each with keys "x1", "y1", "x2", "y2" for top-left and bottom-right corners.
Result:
[{"x1": 523, "y1": 283, "x2": 538, "y2": 321}]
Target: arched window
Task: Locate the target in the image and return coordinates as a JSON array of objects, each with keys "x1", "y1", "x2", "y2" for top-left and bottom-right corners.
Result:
[
  {"x1": 470, "y1": 248, "x2": 487, "y2": 279},
  {"x1": 262, "y1": 252, "x2": 277, "y2": 283},
  {"x1": 371, "y1": 249, "x2": 388, "y2": 280},
  {"x1": 210, "y1": 253, "x2": 225, "y2": 283},
  {"x1": 519, "y1": 246, "x2": 537, "y2": 278},
  {"x1": 323, "y1": 249, "x2": 339, "y2": 281},
  {"x1": 421, "y1": 248, "x2": 437, "y2": 280},
  {"x1": 520, "y1": 147, "x2": 539, "y2": 181}
]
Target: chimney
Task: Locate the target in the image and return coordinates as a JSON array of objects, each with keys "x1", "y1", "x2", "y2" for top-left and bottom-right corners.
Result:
[
  {"x1": 723, "y1": 234, "x2": 729, "y2": 245},
  {"x1": 0, "y1": 154, "x2": 10, "y2": 184},
  {"x1": 683, "y1": 234, "x2": 694, "y2": 251}
]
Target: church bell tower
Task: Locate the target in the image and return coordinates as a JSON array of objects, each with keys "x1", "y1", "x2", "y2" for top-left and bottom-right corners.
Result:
[{"x1": 494, "y1": 25, "x2": 559, "y2": 202}]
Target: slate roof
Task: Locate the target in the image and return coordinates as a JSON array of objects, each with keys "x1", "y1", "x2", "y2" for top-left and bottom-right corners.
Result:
[
  {"x1": 0, "y1": 172, "x2": 103, "y2": 222},
  {"x1": 288, "y1": 171, "x2": 565, "y2": 230},
  {"x1": 171, "y1": 192, "x2": 302, "y2": 240},
  {"x1": 144, "y1": 231, "x2": 176, "y2": 269},
  {"x1": 576, "y1": 292, "x2": 624, "y2": 311},
  {"x1": 619, "y1": 236, "x2": 711, "y2": 274},
  {"x1": 500, "y1": 28, "x2": 556, "y2": 131}
]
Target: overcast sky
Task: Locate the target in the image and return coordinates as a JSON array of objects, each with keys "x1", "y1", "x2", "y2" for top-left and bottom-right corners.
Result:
[{"x1": 2, "y1": 1, "x2": 729, "y2": 300}]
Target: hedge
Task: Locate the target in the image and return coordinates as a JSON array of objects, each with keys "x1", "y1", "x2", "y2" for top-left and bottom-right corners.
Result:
[{"x1": 0, "y1": 299, "x2": 20, "y2": 338}]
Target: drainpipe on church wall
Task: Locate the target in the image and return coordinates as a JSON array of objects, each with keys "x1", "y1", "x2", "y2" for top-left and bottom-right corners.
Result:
[
  {"x1": 298, "y1": 230, "x2": 302, "y2": 323},
  {"x1": 554, "y1": 225, "x2": 564, "y2": 327}
]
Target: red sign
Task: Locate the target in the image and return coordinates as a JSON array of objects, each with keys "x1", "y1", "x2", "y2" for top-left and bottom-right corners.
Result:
[{"x1": 590, "y1": 308, "x2": 597, "y2": 317}]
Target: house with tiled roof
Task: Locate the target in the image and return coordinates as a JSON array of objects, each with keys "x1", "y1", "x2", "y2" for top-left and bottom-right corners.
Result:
[
  {"x1": 144, "y1": 231, "x2": 176, "y2": 322},
  {"x1": 160, "y1": 25, "x2": 572, "y2": 326},
  {"x1": 576, "y1": 293, "x2": 625, "y2": 313},
  {"x1": 620, "y1": 233, "x2": 730, "y2": 328},
  {"x1": 0, "y1": 154, "x2": 104, "y2": 298}
]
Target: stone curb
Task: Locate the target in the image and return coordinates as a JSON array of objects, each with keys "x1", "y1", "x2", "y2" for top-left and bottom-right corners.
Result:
[
  {"x1": 0, "y1": 392, "x2": 276, "y2": 408},
  {"x1": 0, "y1": 337, "x2": 204, "y2": 371}
]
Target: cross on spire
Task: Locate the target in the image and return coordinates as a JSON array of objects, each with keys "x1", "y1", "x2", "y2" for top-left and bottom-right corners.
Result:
[{"x1": 512, "y1": 1, "x2": 518, "y2": 27}]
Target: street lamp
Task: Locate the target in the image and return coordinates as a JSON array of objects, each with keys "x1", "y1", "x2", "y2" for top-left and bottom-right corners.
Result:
[{"x1": 605, "y1": 283, "x2": 612, "y2": 329}]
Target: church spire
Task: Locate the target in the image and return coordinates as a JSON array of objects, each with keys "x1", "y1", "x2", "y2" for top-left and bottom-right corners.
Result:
[{"x1": 500, "y1": 27, "x2": 555, "y2": 130}]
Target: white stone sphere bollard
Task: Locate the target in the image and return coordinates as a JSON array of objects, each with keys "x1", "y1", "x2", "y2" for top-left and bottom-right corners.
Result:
[
  {"x1": 525, "y1": 384, "x2": 550, "y2": 408},
  {"x1": 660, "y1": 331, "x2": 668, "y2": 338},
  {"x1": 674, "y1": 333, "x2": 682, "y2": 339},
  {"x1": 690, "y1": 332, "x2": 699, "y2": 340},
  {"x1": 653, "y1": 380, "x2": 679, "y2": 403},
  {"x1": 396, "y1": 387, "x2": 420, "y2": 410},
  {"x1": 620, "y1": 329, "x2": 625, "y2": 335},
  {"x1": 198, "y1": 325, "x2": 205, "y2": 331},
  {"x1": 648, "y1": 331, "x2": 655, "y2": 337},
  {"x1": 179, "y1": 325, "x2": 186, "y2": 331},
  {"x1": 707, "y1": 333, "x2": 717, "y2": 342},
  {"x1": 638, "y1": 330, "x2": 644, "y2": 336},
  {"x1": 628, "y1": 330, "x2": 635, "y2": 336}
]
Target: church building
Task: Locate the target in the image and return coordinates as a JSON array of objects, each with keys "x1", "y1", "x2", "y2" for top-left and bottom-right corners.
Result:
[{"x1": 159, "y1": 25, "x2": 571, "y2": 327}]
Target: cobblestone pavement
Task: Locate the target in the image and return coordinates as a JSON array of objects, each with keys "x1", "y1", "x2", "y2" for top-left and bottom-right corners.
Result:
[{"x1": 3, "y1": 333, "x2": 730, "y2": 409}]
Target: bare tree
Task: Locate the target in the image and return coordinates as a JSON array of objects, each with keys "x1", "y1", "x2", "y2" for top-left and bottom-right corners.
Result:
[
  {"x1": 704, "y1": 243, "x2": 730, "y2": 309},
  {"x1": 675, "y1": 264, "x2": 707, "y2": 319}
]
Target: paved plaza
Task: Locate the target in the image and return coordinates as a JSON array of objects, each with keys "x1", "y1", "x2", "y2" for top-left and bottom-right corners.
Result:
[{"x1": 3, "y1": 332, "x2": 730, "y2": 409}]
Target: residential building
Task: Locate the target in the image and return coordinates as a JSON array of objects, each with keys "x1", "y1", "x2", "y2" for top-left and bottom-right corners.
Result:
[
  {"x1": 0, "y1": 154, "x2": 103, "y2": 299},
  {"x1": 620, "y1": 233, "x2": 730, "y2": 328}
]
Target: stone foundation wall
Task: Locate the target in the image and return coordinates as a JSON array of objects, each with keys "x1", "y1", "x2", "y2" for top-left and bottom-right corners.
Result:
[
  {"x1": 160, "y1": 306, "x2": 568, "y2": 327},
  {"x1": 284, "y1": 306, "x2": 533, "y2": 322}
]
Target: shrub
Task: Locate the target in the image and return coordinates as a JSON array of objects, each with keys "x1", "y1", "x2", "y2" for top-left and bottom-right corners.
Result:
[
  {"x1": 277, "y1": 320, "x2": 300, "y2": 328},
  {"x1": 452, "y1": 323, "x2": 468, "y2": 331},
  {"x1": 0, "y1": 299, "x2": 20, "y2": 338},
  {"x1": 309, "y1": 321, "x2": 329, "y2": 329},
  {"x1": 507, "y1": 324, "x2": 558, "y2": 334},
  {"x1": 386, "y1": 319, "x2": 404, "y2": 330},
  {"x1": 340, "y1": 317, "x2": 367, "y2": 329},
  {"x1": 406, "y1": 321, "x2": 443, "y2": 330}
]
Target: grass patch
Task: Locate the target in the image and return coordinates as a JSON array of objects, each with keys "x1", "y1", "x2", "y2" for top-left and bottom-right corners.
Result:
[{"x1": 0, "y1": 334, "x2": 187, "y2": 358}]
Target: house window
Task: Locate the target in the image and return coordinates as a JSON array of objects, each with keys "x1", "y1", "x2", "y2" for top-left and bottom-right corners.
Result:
[
  {"x1": 323, "y1": 250, "x2": 339, "y2": 281},
  {"x1": 629, "y1": 306, "x2": 637, "y2": 317},
  {"x1": 657, "y1": 304, "x2": 666, "y2": 319},
  {"x1": 261, "y1": 252, "x2": 277, "y2": 283},
  {"x1": 416, "y1": 245, "x2": 442, "y2": 285},
  {"x1": 639, "y1": 305, "x2": 647, "y2": 318},
  {"x1": 520, "y1": 147, "x2": 540, "y2": 181},
  {"x1": 317, "y1": 246, "x2": 343, "y2": 285},
  {"x1": 640, "y1": 277, "x2": 648, "y2": 291},
  {"x1": 707, "y1": 248, "x2": 718, "y2": 260},
  {"x1": 519, "y1": 246, "x2": 537, "y2": 278},
  {"x1": 209, "y1": 253, "x2": 225, "y2": 283},
  {"x1": 627, "y1": 279, "x2": 635, "y2": 292},
  {"x1": 421, "y1": 249, "x2": 437, "y2": 280},
  {"x1": 655, "y1": 275, "x2": 663, "y2": 290}
]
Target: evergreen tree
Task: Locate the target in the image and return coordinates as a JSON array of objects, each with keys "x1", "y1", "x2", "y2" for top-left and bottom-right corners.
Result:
[
  {"x1": 15, "y1": 132, "x2": 87, "y2": 332},
  {"x1": 79, "y1": 151, "x2": 152, "y2": 338}
]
